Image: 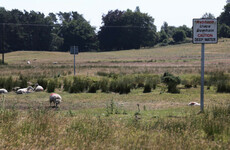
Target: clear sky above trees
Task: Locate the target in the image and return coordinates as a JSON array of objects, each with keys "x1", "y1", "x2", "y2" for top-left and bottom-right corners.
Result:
[{"x1": 0, "y1": 0, "x2": 227, "y2": 31}]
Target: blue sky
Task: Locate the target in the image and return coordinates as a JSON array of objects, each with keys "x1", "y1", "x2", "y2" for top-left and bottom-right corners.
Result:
[{"x1": 0, "y1": 0, "x2": 227, "y2": 31}]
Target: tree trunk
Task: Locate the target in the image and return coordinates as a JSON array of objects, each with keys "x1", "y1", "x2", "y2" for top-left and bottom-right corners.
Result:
[{"x1": 1, "y1": 53, "x2": 4, "y2": 64}]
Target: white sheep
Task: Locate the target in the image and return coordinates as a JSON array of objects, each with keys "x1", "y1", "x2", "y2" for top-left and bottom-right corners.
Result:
[
  {"x1": 0, "y1": 89, "x2": 8, "y2": 94},
  {"x1": 34, "y1": 84, "x2": 44, "y2": 92},
  {"x1": 49, "y1": 93, "x2": 62, "y2": 107},
  {"x1": 188, "y1": 102, "x2": 200, "y2": 106},
  {"x1": 16, "y1": 86, "x2": 34, "y2": 94},
  {"x1": 27, "y1": 61, "x2": 31, "y2": 65}
]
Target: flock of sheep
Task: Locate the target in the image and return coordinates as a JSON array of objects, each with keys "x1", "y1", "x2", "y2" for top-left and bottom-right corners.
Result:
[{"x1": 0, "y1": 84, "x2": 62, "y2": 107}]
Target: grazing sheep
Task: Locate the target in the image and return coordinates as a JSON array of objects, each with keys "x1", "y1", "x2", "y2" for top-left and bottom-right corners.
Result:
[
  {"x1": 188, "y1": 102, "x2": 200, "y2": 106},
  {"x1": 0, "y1": 89, "x2": 8, "y2": 94},
  {"x1": 49, "y1": 93, "x2": 62, "y2": 107},
  {"x1": 34, "y1": 84, "x2": 44, "y2": 92},
  {"x1": 27, "y1": 61, "x2": 31, "y2": 65},
  {"x1": 16, "y1": 86, "x2": 34, "y2": 94},
  {"x1": 13, "y1": 87, "x2": 21, "y2": 91}
]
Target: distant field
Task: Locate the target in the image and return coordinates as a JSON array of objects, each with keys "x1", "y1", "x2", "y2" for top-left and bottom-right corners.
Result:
[
  {"x1": 1, "y1": 39, "x2": 230, "y2": 149},
  {"x1": 1, "y1": 38, "x2": 230, "y2": 77}
]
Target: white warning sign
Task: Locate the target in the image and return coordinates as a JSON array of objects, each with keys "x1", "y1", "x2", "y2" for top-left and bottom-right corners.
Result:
[{"x1": 193, "y1": 19, "x2": 218, "y2": 44}]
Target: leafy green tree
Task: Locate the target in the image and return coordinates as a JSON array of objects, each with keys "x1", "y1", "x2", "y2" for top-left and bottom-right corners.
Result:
[
  {"x1": 161, "y1": 22, "x2": 169, "y2": 35},
  {"x1": 177, "y1": 25, "x2": 192, "y2": 38},
  {"x1": 202, "y1": 13, "x2": 215, "y2": 19},
  {"x1": 57, "y1": 11, "x2": 98, "y2": 51},
  {"x1": 160, "y1": 22, "x2": 176, "y2": 38},
  {"x1": 98, "y1": 7, "x2": 157, "y2": 51},
  {"x1": 219, "y1": 24, "x2": 230, "y2": 38},
  {"x1": 172, "y1": 30, "x2": 186, "y2": 43},
  {"x1": 159, "y1": 30, "x2": 168, "y2": 43},
  {"x1": 218, "y1": 3, "x2": 230, "y2": 26}
]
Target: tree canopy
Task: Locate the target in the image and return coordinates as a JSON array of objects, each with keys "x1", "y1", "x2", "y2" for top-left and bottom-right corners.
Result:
[{"x1": 98, "y1": 7, "x2": 158, "y2": 51}]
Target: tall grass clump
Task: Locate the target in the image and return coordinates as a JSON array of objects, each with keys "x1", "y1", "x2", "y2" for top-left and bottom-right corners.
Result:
[
  {"x1": 207, "y1": 72, "x2": 230, "y2": 93},
  {"x1": 5, "y1": 76, "x2": 14, "y2": 92},
  {"x1": 88, "y1": 81, "x2": 99, "y2": 93},
  {"x1": 99, "y1": 77, "x2": 109, "y2": 93},
  {"x1": 37, "y1": 78, "x2": 48, "y2": 90},
  {"x1": 69, "y1": 76, "x2": 90, "y2": 93},
  {"x1": 200, "y1": 105, "x2": 230, "y2": 140},
  {"x1": 161, "y1": 72, "x2": 181, "y2": 93},
  {"x1": 0, "y1": 77, "x2": 6, "y2": 88},
  {"x1": 47, "y1": 79, "x2": 56, "y2": 93},
  {"x1": 207, "y1": 71, "x2": 229, "y2": 87},
  {"x1": 63, "y1": 78, "x2": 72, "y2": 92},
  {"x1": 109, "y1": 76, "x2": 133, "y2": 94},
  {"x1": 143, "y1": 77, "x2": 158, "y2": 93},
  {"x1": 216, "y1": 80, "x2": 230, "y2": 93}
]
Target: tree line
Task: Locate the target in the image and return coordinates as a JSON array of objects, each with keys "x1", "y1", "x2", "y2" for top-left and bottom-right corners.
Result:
[{"x1": 0, "y1": 3, "x2": 230, "y2": 55}]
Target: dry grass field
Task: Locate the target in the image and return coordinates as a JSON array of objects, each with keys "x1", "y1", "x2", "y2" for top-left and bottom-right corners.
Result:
[
  {"x1": 1, "y1": 38, "x2": 230, "y2": 77},
  {"x1": 0, "y1": 39, "x2": 230, "y2": 149}
]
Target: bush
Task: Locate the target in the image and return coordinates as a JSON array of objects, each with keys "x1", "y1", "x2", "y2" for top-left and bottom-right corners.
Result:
[
  {"x1": 161, "y1": 72, "x2": 181, "y2": 93},
  {"x1": 172, "y1": 30, "x2": 186, "y2": 43}
]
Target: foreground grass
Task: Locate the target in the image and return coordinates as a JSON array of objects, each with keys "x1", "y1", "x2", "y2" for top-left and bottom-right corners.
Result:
[
  {"x1": 0, "y1": 105, "x2": 229, "y2": 149},
  {"x1": 0, "y1": 86, "x2": 230, "y2": 149}
]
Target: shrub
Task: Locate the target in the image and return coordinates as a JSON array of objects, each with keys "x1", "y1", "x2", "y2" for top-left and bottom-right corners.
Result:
[
  {"x1": 172, "y1": 30, "x2": 186, "y2": 43},
  {"x1": 161, "y1": 72, "x2": 181, "y2": 93}
]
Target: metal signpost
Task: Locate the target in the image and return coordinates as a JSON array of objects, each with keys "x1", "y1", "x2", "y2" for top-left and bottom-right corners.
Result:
[
  {"x1": 70, "y1": 46, "x2": 79, "y2": 76},
  {"x1": 193, "y1": 19, "x2": 218, "y2": 112}
]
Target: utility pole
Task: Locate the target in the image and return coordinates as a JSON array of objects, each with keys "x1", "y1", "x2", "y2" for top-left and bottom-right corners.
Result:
[{"x1": 1, "y1": 23, "x2": 5, "y2": 64}]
